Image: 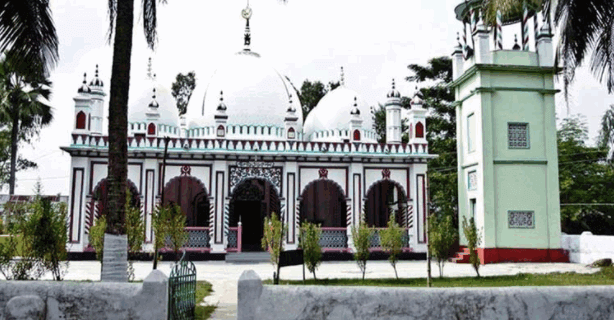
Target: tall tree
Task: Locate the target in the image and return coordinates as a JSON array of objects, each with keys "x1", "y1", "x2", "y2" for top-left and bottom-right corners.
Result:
[
  {"x1": 0, "y1": 130, "x2": 36, "y2": 189},
  {"x1": 171, "y1": 71, "x2": 196, "y2": 116},
  {"x1": 598, "y1": 104, "x2": 614, "y2": 160},
  {"x1": 298, "y1": 80, "x2": 340, "y2": 120},
  {"x1": 103, "y1": 0, "x2": 165, "y2": 281},
  {"x1": 0, "y1": 0, "x2": 59, "y2": 78},
  {"x1": 484, "y1": 0, "x2": 614, "y2": 95},
  {"x1": 0, "y1": 57, "x2": 53, "y2": 195},
  {"x1": 407, "y1": 57, "x2": 457, "y2": 222}
]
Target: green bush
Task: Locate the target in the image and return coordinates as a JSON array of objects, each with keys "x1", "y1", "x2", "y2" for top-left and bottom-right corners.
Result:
[
  {"x1": 151, "y1": 205, "x2": 169, "y2": 268},
  {"x1": 30, "y1": 198, "x2": 68, "y2": 280},
  {"x1": 299, "y1": 222, "x2": 322, "y2": 280},
  {"x1": 125, "y1": 192, "x2": 145, "y2": 280},
  {"x1": 89, "y1": 215, "x2": 106, "y2": 261},
  {"x1": 351, "y1": 217, "x2": 373, "y2": 281},
  {"x1": 380, "y1": 212, "x2": 404, "y2": 279},
  {"x1": 428, "y1": 214, "x2": 457, "y2": 278},
  {"x1": 462, "y1": 216, "x2": 482, "y2": 277},
  {"x1": 166, "y1": 204, "x2": 188, "y2": 261},
  {"x1": 262, "y1": 212, "x2": 286, "y2": 284}
]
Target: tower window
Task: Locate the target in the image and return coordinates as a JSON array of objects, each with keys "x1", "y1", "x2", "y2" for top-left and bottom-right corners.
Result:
[
  {"x1": 76, "y1": 111, "x2": 86, "y2": 129},
  {"x1": 508, "y1": 123, "x2": 529, "y2": 149},
  {"x1": 415, "y1": 122, "x2": 424, "y2": 138},
  {"x1": 353, "y1": 130, "x2": 361, "y2": 141},
  {"x1": 217, "y1": 125, "x2": 225, "y2": 137},
  {"x1": 147, "y1": 123, "x2": 156, "y2": 135},
  {"x1": 287, "y1": 127, "x2": 295, "y2": 139}
]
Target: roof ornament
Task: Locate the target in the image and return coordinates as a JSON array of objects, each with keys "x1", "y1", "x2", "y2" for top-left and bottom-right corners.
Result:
[
  {"x1": 217, "y1": 90, "x2": 227, "y2": 111},
  {"x1": 340, "y1": 66, "x2": 345, "y2": 86},
  {"x1": 89, "y1": 64, "x2": 104, "y2": 87},
  {"x1": 387, "y1": 78, "x2": 401, "y2": 98},
  {"x1": 78, "y1": 72, "x2": 91, "y2": 93},
  {"x1": 287, "y1": 93, "x2": 296, "y2": 113},
  {"x1": 147, "y1": 57, "x2": 153, "y2": 80},
  {"x1": 242, "y1": 1, "x2": 253, "y2": 51},
  {"x1": 350, "y1": 96, "x2": 360, "y2": 116},
  {"x1": 149, "y1": 88, "x2": 159, "y2": 108},
  {"x1": 513, "y1": 34, "x2": 521, "y2": 50},
  {"x1": 411, "y1": 85, "x2": 424, "y2": 106}
]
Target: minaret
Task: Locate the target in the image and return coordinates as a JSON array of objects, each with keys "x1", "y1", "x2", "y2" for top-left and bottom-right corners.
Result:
[
  {"x1": 215, "y1": 91, "x2": 228, "y2": 138},
  {"x1": 284, "y1": 94, "x2": 299, "y2": 140},
  {"x1": 89, "y1": 65, "x2": 106, "y2": 135},
  {"x1": 349, "y1": 97, "x2": 362, "y2": 142},
  {"x1": 146, "y1": 88, "x2": 160, "y2": 137},
  {"x1": 72, "y1": 72, "x2": 92, "y2": 134},
  {"x1": 407, "y1": 87, "x2": 427, "y2": 145},
  {"x1": 385, "y1": 79, "x2": 402, "y2": 144}
]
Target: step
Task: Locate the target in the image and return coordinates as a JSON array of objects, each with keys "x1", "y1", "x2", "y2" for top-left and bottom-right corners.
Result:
[{"x1": 225, "y1": 252, "x2": 271, "y2": 264}]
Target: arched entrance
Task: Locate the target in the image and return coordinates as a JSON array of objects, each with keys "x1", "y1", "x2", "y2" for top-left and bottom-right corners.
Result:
[
  {"x1": 229, "y1": 178, "x2": 280, "y2": 251},
  {"x1": 86, "y1": 178, "x2": 140, "y2": 233},
  {"x1": 163, "y1": 176, "x2": 210, "y2": 227},
  {"x1": 299, "y1": 179, "x2": 347, "y2": 227},
  {"x1": 365, "y1": 180, "x2": 407, "y2": 227}
]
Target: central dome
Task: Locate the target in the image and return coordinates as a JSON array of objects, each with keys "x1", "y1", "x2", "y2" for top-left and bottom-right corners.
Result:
[{"x1": 189, "y1": 51, "x2": 303, "y2": 132}]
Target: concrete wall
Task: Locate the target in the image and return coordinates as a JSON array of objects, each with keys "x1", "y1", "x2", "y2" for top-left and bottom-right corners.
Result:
[
  {"x1": 561, "y1": 232, "x2": 614, "y2": 264},
  {"x1": 238, "y1": 270, "x2": 614, "y2": 320},
  {"x1": 0, "y1": 270, "x2": 167, "y2": 320}
]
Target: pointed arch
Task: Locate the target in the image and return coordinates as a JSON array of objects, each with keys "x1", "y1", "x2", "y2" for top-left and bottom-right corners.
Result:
[
  {"x1": 147, "y1": 123, "x2": 156, "y2": 135},
  {"x1": 163, "y1": 176, "x2": 210, "y2": 227},
  {"x1": 364, "y1": 179, "x2": 408, "y2": 228},
  {"x1": 353, "y1": 129, "x2": 361, "y2": 141},
  {"x1": 86, "y1": 178, "x2": 141, "y2": 233},
  {"x1": 76, "y1": 111, "x2": 86, "y2": 129},
  {"x1": 299, "y1": 179, "x2": 347, "y2": 227},
  {"x1": 415, "y1": 122, "x2": 424, "y2": 138}
]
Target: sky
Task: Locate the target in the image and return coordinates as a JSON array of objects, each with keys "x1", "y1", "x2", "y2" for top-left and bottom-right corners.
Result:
[{"x1": 6, "y1": 0, "x2": 614, "y2": 196}]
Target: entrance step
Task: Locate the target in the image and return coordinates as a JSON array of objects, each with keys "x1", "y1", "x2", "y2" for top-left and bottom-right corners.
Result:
[
  {"x1": 450, "y1": 247, "x2": 471, "y2": 263},
  {"x1": 225, "y1": 252, "x2": 270, "y2": 264}
]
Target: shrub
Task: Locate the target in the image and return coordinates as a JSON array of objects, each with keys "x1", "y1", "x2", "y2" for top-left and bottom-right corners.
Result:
[
  {"x1": 262, "y1": 212, "x2": 286, "y2": 284},
  {"x1": 462, "y1": 216, "x2": 482, "y2": 277},
  {"x1": 30, "y1": 198, "x2": 68, "y2": 280},
  {"x1": 299, "y1": 222, "x2": 322, "y2": 280},
  {"x1": 166, "y1": 204, "x2": 188, "y2": 261},
  {"x1": 428, "y1": 214, "x2": 457, "y2": 278},
  {"x1": 89, "y1": 214, "x2": 107, "y2": 262},
  {"x1": 125, "y1": 191, "x2": 145, "y2": 281},
  {"x1": 351, "y1": 217, "x2": 373, "y2": 281},
  {"x1": 380, "y1": 212, "x2": 404, "y2": 279},
  {"x1": 152, "y1": 205, "x2": 169, "y2": 268}
]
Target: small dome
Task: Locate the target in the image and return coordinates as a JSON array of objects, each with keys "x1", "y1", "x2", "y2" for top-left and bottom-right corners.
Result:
[
  {"x1": 303, "y1": 86, "x2": 374, "y2": 141},
  {"x1": 216, "y1": 91, "x2": 227, "y2": 111},
  {"x1": 89, "y1": 65, "x2": 104, "y2": 87},
  {"x1": 350, "y1": 97, "x2": 360, "y2": 115},
  {"x1": 187, "y1": 51, "x2": 302, "y2": 132},
  {"x1": 386, "y1": 79, "x2": 400, "y2": 98},
  {"x1": 411, "y1": 91, "x2": 423, "y2": 106},
  {"x1": 129, "y1": 81, "x2": 179, "y2": 129},
  {"x1": 148, "y1": 88, "x2": 159, "y2": 108},
  {"x1": 77, "y1": 73, "x2": 91, "y2": 94}
]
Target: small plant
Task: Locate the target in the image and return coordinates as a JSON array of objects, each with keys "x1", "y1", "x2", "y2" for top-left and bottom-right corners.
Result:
[
  {"x1": 30, "y1": 198, "x2": 68, "y2": 280},
  {"x1": 379, "y1": 212, "x2": 404, "y2": 279},
  {"x1": 351, "y1": 216, "x2": 373, "y2": 281},
  {"x1": 462, "y1": 216, "x2": 482, "y2": 277},
  {"x1": 166, "y1": 204, "x2": 188, "y2": 261},
  {"x1": 89, "y1": 214, "x2": 107, "y2": 262},
  {"x1": 262, "y1": 212, "x2": 286, "y2": 284},
  {"x1": 299, "y1": 221, "x2": 322, "y2": 280},
  {"x1": 428, "y1": 214, "x2": 457, "y2": 278},
  {"x1": 152, "y1": 205, "x2": 169, "y2": 269},
  {"x1": 125, "y1": 191, "x2": 145, "y2": 281}
]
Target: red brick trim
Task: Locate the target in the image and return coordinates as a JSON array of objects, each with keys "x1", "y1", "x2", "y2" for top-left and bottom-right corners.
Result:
[{"x1": 476, "y1": 248, "x2": 569, "y2": 264}]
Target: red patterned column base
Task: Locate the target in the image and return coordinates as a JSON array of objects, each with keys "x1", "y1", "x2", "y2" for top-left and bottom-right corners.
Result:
[{"x1": 454, "y1": 247, "x2": 569, "y2": 264}]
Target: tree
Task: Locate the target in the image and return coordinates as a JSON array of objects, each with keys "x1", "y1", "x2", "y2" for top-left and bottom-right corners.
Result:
[
  {"x1": 103, "y1": 0, "x2": 165, "y2": 282},
  {"x1": 262, "y1": 212, "x2": 286, "y2": 284},
  {"x1": 30, "y1": 197, "x2": 68, "y2": 281},
  {"x1": 462, "y1": 216, "x2": 481, "y2": 277},
  {"x1": 484, "y1": 0, "x2": 614, "y2": 96},
  {"x1": 407, "y1": 57, "x2": 457, "y2": 225},
  {"x1": 299, "y1": 221, "x2": 322, "y2": 280},
  {"x1": 171, "y1": 71, "x2": 196, "y2": 116},
  {"x1": 151, "y1": 205, "x2": 168, "y2": 268},
  {"x1": 125, "y1": 191, "x2": 145, "y2": 280},
  {"x1": 428, "y1": 214, "x2": 457, "y2": 278},
  {"x1": 298, "y1": 80, "x2": 340, "y2": 120},
  {"x1": 379, "y1": 212, "x2": 404, "y2": 279},
  {"x1": 351, "y1": 217, "x2": 373, "y2": 281},
  {"x1": 165, "y1": 204, "x2": 188, "y2": 261},
  {"x1": 0, "y1": 57, "x2": 53, "y2": 195},
  {"x1": 0, "y1": 0, "x2": 59, "y2": 78},
  {"x1": 598, "y1": 105, "x2": 614, "y2": 161},
  {"x1": 0, "y1": 131, "x2": 36, "y2": 189}
]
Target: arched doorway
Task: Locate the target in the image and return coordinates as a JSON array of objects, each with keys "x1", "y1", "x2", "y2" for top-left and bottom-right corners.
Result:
[
  {"x1": 299, "y1": 180, "x2": 347, "y2": 227},
  {"x1": 365, "y1": 180, "x2": 407, "y2": 228},
  {"x1": 86, "y1": 178, "x2": 140, "y2": 233},
  {"x1": 163, "y1": 176, "x2": 210, "y2": 227},
  {"x1": 229, "y1": 178, "x2": 280, "y2": 251}
]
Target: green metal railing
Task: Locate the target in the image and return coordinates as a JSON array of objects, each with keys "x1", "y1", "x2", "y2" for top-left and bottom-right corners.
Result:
[{"x1": 168, "y1": 251, "x2": 197, "y2": 320}]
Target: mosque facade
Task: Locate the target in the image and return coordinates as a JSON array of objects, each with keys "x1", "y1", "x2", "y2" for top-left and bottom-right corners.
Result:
[{"x1": 61, "y1": 5, "x2": 434, "y2": 254}]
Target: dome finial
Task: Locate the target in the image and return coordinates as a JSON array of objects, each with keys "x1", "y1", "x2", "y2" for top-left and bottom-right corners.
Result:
[
  {"x1": 350, "y1": 96, "x2": 360, "y2": 116},
  {"x1": 89, "y1": 64, "x2": 104, "y2": 87},
  {"x1": 242, "y1": 1, "x2": 253, "y2": 51},
  {"x1": 217, "y1": 90, "x2": 227, "y2": 111},
  {"x1": 149, "y1": 87, "x2": 159, "y2": 108},
  {"x1": 78, "y1": 72, "x2": 91, "y2": 93},
  {"x1": 83, "y1": 72, "x2": 87, "y2": 84},
  {"x1": 147, "y1": 57, "x2": 153, "y2": 79},
  {"x1": 387, "y1": 78, "x2": 400, "y2": 98},
  {"x1": 340, "y1": 66, "x2": 345, "y2": 86},
  {"x1": 513, "y1": 34, "x2": 521, "y2": 50},
  {"x1": 287, "y1": 93, "x2": 296, "y2": 113}
]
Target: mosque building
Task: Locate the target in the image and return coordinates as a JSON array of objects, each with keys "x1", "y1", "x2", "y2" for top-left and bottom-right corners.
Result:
[{"x1": 62, "y1": 4, "x2": 434, "y2": 255}]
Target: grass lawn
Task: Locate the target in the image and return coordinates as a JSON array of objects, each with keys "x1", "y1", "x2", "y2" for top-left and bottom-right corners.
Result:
[
  {"x1": 266, "y1": 267, "x2": 614, "y2": 287},
  {"x1": 196, "y1": 281, "x2": 216, "y2": 319}
]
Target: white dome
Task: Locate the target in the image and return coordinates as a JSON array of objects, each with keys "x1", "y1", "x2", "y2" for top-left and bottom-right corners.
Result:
[
  {"x1": 188, "y1": 51, "x2": 302, "y2": 132},
  {"x1": 128, "y1": 80, "x2": 180, "y2": 129},
  {"x1": 303, "y1": 86, "x2": 375, "y2": 141}
]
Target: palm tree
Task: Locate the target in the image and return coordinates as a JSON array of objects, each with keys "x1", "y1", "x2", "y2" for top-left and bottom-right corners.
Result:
[
  {"x1": 102, "y1": 0, "x2": 165, "y2": 281},
  {"x1": 0, "y1": 0, "x2": 59, "y2": 78},
  {"x1": 0, "y1": 56, "x2": 53, "y2": 195},
  {"x1": 484, "y1": 0, "x2": 614, "y2": 95}
]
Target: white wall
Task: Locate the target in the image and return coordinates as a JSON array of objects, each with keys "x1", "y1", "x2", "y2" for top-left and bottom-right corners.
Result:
[{"x1": 561, "y1": 232, "x2": 614, "y2": 264}]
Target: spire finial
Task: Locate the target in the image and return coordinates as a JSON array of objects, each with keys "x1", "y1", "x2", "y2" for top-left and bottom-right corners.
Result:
[
  {"x1": 242, "y1": 2, "x2": 253, "y2": 51},
  {"x1": 513, "y1": 34, "x2": 521, "y2": 50},
  {"x1": 95, "y1": 64, "x2": 99, "y2": 77},
  {"x1": 392, "y1": 78, "x2": 396, "y2": 90},
  {"x1": 147, "y1": 57, "x2": 152, "y2": 79},
  {"x1": 220, "y1": 90, "x2": 224, "y2": 102},
  {"x1": 353, "y1": 96, "x2": 357, "y2": 107},
  {"x1": 149, "y1": 87, "x2": 159, "y2": 108},
  {"x1": 217, "y1": 90, "x2": 227, "y2": 111},
  {"x1": 340, "y1": 66, "x2": 345, "y2": 86},
  {"x1": 83, "y1": 73, "x2": 87, "y2": 84}
]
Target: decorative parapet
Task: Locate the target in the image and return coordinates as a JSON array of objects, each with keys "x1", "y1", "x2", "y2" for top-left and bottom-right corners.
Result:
[{"x1": 66, "y1": 134, "x2": 432, "y2": 157}]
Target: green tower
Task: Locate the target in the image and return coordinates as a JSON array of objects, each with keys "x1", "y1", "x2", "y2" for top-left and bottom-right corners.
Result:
[{"x1": 450, "y1": 1, "x2": 567, "y2": 263}]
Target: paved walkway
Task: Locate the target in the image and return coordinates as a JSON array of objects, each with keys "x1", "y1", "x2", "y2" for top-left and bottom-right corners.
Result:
[{"x1": 12, "y1": 260, "x2": 599, "y2": 319}]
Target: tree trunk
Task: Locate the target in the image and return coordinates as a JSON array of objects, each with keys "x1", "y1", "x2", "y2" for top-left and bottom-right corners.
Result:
[
  {"x1": 8, "y1": 115, "x2": 18, "y2": 195},
  {"x1": 101, "y1": 0, "x2": 134, "y2": 282}
]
